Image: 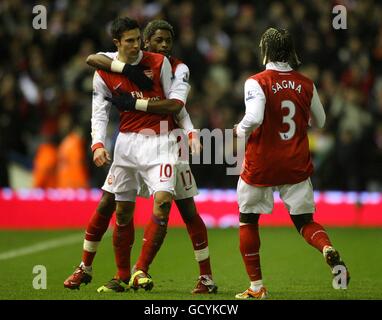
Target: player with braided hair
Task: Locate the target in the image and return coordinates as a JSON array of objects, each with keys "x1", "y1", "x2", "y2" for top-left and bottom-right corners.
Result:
[
  {"x1": 259, "y1": 27, "x2": 301, "y2": 67},
  {"x1": 233, "y1": 27, "x2": 350, "y2": 299}
]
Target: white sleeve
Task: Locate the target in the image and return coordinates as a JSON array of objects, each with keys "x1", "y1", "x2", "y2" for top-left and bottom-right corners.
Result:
[
  {"x1": 175, "y1": 106, "x2": 194, "y2": 133},
  {"x1": 169, "y1": 63, "x2": 191, "y2": 104},
  {"x1": 91, "y1": 71, "x2": 112, "y2": 149},
  {"x1": 160, "y1": 56, "x2": 173, "y2": 99},
  {"x1": 310, "y1": 84, "x2": 326, "y2": 128},
  {"x1": 96, "y1": 51, "x2": 118, "y2": 60},
  {"x1": 236, "y1": 79, "x2": 266, "y2": 137}
]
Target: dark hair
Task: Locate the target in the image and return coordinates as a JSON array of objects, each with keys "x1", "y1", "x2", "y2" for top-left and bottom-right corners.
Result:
[
  {"x1": 111, "y1": 17, "x2": 139, "y2": 40},
  {"x1": 143, "y1": 19, "x2": 175, "y2": 41},
  {"x1": 260, "y1": 27, "x2": 301, "y2": 67}
]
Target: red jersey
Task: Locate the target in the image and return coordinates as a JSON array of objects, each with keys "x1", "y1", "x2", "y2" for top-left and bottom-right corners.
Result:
[
  {"x1": 241, "y1": 69, "x2": 314, "y2": 186},
  {"x1": 169, "y1": 56, "x2": 183, "y2": 74},
  {"x1": 97, "y1": 51, "x2": 175, "y2": 134}
]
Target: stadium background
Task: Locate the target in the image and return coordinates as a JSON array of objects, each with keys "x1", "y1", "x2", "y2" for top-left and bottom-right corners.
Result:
[{"x1": 1, "y1": 0, "x2": 382, "y2": 300}]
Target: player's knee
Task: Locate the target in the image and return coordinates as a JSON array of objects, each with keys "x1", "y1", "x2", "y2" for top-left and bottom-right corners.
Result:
[
  {"x1": 239, "y1": 212, "x2": 260, "y2": 225},
  {"x1": 154, "y1": 192, "x2": 173, "y2": 216},
  {"x1": 157, "y1": 200, "x2": 171, "y2": 216},
  {"x1": 290, "y1": 213, "x2": 313, "y2": 233},
  {"x1": 115, "y1": 202, "x2": 134, "y2": 225},
  {"x1": 96, "y1": 191, "x2": 116, "y2": 217}
]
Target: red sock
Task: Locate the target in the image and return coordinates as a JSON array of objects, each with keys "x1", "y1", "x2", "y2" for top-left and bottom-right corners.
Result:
[
  {"x1": 301, "y1": 222, "x2": 332, "y2": 252},
  {"x1": 82, "y1": 211, "x2": 111, "y2": 266},
  {"x1": 185, "y1": 214, "x2": 212, "y2": 276},
  {"x1": 135, "y1": 215, "x2": 167, "y2": 273},
  {"x1": 239, "y1": 224, "x2": 262, "y2": 281},
  {"x1": 113, "y1": 220, "x2": 135, "y2": 282}
]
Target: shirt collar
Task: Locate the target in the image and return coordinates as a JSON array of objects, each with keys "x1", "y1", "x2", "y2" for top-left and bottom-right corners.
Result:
[{"x1": 265, "y1": 61, "x2": 293, "y2": 71}]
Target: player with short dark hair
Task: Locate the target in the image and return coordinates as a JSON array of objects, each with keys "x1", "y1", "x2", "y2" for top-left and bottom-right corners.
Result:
[
  {"x1": 233, "y1": 27, "x2": 350, "y2": 299},
  {"x1": 64, "y1": 19, "x2": 217, "y2": 295},
  {"x1": 64, "y1": 15, "x2": 181, "y2": 293}
]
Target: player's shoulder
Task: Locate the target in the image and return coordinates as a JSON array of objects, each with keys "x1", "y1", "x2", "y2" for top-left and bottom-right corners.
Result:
[
  {"x1": 250, "y1": 69, "x2": 313, "y2": 85},
  {"x1": 142, "y1": 51, "x2": 165, "y2": 63},
  {"x1": 169, "y1": 56, "x2": 185, "y2": 67},
  {"x1": 245, "y1": 70, "x2": 269, "y2": 84},
  {"x1": 247, "y1": 69, "x2": 270, "y2": 80},
  {"x1": 290, "y1": 70, "x2": 314, "y2": 84},
  {"x1": 170, "y1": 56, "x2": 189, "y2": 74}
]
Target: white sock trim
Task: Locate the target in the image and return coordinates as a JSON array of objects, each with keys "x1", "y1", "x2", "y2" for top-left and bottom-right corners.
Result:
[
  {"x1": 194, "y1": 247, "x2": 209, "y2": 262},
  {"x1": 135, "y1": 99, "x2": 148, "y2": 111},
  {"x1": 111, "y1": 60, "x2": 125, "y2": 73},
  {"x1": 83, "y1": 240, "x2": 100, "y2": 253},
  {"x1": 250, "y1": 280, "x2": 263, "y2": 291},
  {"x1": 79, "y1": 262, "x2": 92, "y2": 273}
]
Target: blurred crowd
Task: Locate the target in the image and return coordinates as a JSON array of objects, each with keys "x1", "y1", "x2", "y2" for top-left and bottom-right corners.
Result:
[{"x1": 1, "y1": 0, "x2": 382, "y2": 191}]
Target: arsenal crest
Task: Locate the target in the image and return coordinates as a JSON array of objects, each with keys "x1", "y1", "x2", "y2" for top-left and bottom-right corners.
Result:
[{"x1": 143, "y1": 69, "x2": 153, "y2": 79}]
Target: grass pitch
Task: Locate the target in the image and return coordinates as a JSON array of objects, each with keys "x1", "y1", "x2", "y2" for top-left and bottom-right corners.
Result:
[{"x1": 0, "y1": 227, "x2": 381, "y2": 300}]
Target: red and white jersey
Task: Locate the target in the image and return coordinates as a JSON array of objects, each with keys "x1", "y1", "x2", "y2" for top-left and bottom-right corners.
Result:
[
  {"x1": 237, "y1": 62, "x2": 326, "y2": 186},
  {"x1": 91, "y1": 50, "x2": 175, "y2": 149}
]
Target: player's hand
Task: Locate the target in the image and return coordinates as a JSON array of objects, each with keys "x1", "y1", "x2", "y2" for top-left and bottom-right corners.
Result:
[
  {"x1": 122, "y1": 64, "x2": 153, "y2": 91},
  {"x1": 188, "y1": 131, "x2": 202, "y2": 155},
  {"x1": 105, "y1": 92, "x2": 137, "y2": 112},
  {"x1": 93, "y1": 147, "x2": 111, "y2": 167}
]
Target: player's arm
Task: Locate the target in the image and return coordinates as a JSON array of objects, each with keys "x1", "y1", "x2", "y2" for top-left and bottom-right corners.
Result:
[
  {"x1": 106, "y1": 57, "x2": 183, "y2": 114},
  {"x1": 141, "y1": 56, "x2": 184, "y2": 114},
  {"x1": 310, "y1": 84, "x2": 326, "y2": 128},
  {"x1": 170, "y1": 63, "x2": 192, "y2": 128},
  {"x1": 91, "y1": 71, "x2": 112, "y2": 167},
  {"x1": 234, "y1": 79, "x2": 266, "y2": 138},
  {"x1": 86, "y1": 52, "x2": 153, "y2": 91},
  {"x1": 86, "y1": 53, "x2": 114, "y2": 71},
  {"x1": 170, "y1": 63, "x2": 201, "y2": 154}
]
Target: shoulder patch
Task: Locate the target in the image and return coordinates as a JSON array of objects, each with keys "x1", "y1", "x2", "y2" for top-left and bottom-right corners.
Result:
[{"x1": 182, "y1": 72, "x2": 189, "y2": 83}]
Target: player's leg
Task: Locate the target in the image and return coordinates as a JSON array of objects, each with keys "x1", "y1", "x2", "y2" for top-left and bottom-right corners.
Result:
[
  {"x1": 175, "y1": 197, "x2": 217, "y2": 294},
  {"x1": 97, "y1": 132, "x2": 139, "y2": 292},
  {"x1": 82, "y1": 191, "x2": 115, "y2": 267},
  {"x1": 114, "y1": 200, "x2": 135, "y2": 281},
  {"x1": 63, "y1": 190, "x2": 115, "y2": 289},
  {"x1": 281, "y1": 178, "x2": 350, "y2": 288},
  {"x1": 236, "y1": 212, "x2": 268, "y2": 299},
  {"x1": 235, "y1": 178, "x2": 270, "y2": 299},
  {"x1": 131, "y1": 190, "x2": 172, "y2": 291},
  {"x1": 174, "y1": 163, "x2": 217, "y2": 293},
  {"x1": 97, "y1": 197, "x2": 136, "y2": 293},
  {"x1": 130, "y1": 133, "x2": 178, "y2": 291}
]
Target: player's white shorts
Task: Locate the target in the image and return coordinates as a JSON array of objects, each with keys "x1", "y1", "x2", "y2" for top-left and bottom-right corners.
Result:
[
  {"x1": 103, "y1": 131, "x2": 178, "y2": 202},
  {"x1": 138, "y1": 162, "x2": 198, "y2": 200},
  {"x1": 103, "y1": 162, "x2": 198, "y2": 201},
  {"x1": 237, "y1": 177, "x2": 315, "y2": 215}
]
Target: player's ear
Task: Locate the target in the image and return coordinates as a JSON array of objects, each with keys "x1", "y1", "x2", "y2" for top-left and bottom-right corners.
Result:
[
  {"x1": 143, "y1": 39, "x2": 149, "y2": 49},
  {"x1": 113, "y1": 38, "x2": 120, "y2": 48}
]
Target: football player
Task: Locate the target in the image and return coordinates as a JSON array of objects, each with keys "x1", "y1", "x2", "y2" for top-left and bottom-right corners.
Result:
[
  {"x1": 64, "y1": 19, "x2": 217, "y2": 295},
  {"x1": 233, "y1": 27, "x2": 350, "y2": 299}
]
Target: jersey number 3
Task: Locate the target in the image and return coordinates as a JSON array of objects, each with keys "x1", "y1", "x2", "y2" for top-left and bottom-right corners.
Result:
[{"x1": 279, "y1": 100, "x2": 296, "y2": 141}]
